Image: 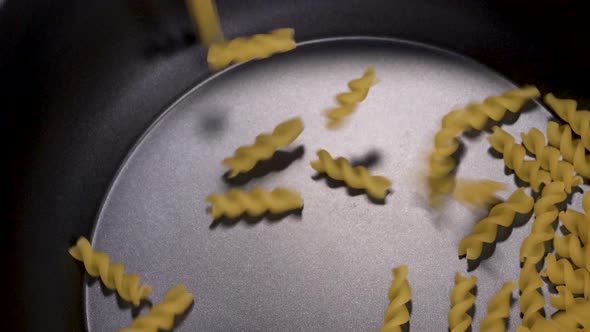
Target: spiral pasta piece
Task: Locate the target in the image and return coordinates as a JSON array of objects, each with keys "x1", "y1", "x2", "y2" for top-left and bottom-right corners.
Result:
[
  {"x1": 518, "y1": 259, "x2": 545, "y2": 328},
  {"x1": 573, "y1": 142, "x2": 590, "y2": 179},
  {"x1": 427, "y1": 86, "x2": 540, "y2": 205},
  {"x1": 452, "y1": 179, "x2": 506, "y2": 210},
  {"x1": 550, "y1": 285, "x2": 585, "y2": 311},
  {"x1": 519, "y1": 181, "x2": 567, "y2": 264},
  {"x1": 119, "y1": 284, "x2": 194, "y2": 332},
  {"x1": 69, "y1": 236, "x2": 152, "y2": 306},
  {"x1": 520, "y1": 127, "x2": 583, "y2": 193},
  {"x1": 448, "y1": 273, "x2": 477, "y2": 332},
  {"x1": 488, "y1": 126, "x2": 552, "y2": 192},
  {"x1": 380, "y1": 265, "x2": 411, "y2": 332},
  {"x1": 207, "y1": 187, "x2": 303, "y2": 219},
  {"x1": 546, "y1": 121, "x2": 580, "y2": 164},
  {"x1": 458, "y1": 188, "x2": 533, "y2": 260},
  {"x1": 559, "y1": 191, "x2": 590, "y2": 245},
  {"x1": 545, "y1": 93, "x2": 590, "y2": 151},
  {"x1": 542, "y1": 253, "x2": 590, "y2": 299},
  {"x1": 207, "y1": 28, "x2": 296, "y2": 71},
  {"x1": 325, "y1": 66, "x2": 377, "y2": 128},
  {"x1": 311, "y1": 149, "x2": 391, "y2": 199},
  {"x1": 222, "y1": 117, "x2": 304, "y2": 177},
  {"x1": 480, "y1": 281, "x2": 515, "y2": 332},
  {"x1": 554, "y1": 233, "x2": 589, "y2": 271}
]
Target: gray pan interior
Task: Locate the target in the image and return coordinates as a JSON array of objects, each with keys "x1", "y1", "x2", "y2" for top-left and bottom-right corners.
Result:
[{"x1": 86, "y1": 37, "x2": 585, "y2": 331}]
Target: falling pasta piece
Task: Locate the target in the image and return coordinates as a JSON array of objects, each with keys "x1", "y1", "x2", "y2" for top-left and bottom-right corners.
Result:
[
  {"x1": 325, "y1": 66, "x2": 377, "y2": 128},
  {"x1": 119, "y1": 284, "x2": 193, "y2": 332},
  {"x1": 452, "y1": 179, "x2": 506, "y2": 210},
  {"x1": 519, "y1": 259, "x2": 545, "y2": 328},
  {"x1": 448, "y1": 273, "x2": 477, "y2": 332},
  {"x1": 544, "y1": 93, "x2": 590, "y2": 151},
  {"x1": 480, "y1": 281, "x2": 515, "y2": 332},
  {"x1": 380, "y1": 265, "x2": 411, "y2": 332},
  {"x1": 310, "y1": 149, "x2": 391, "y2": 200},
  {"x1": 427, "y1": 86, "x2": 540, "y2": 206},
  {"x1": 207, "y1": 28, "x2": 296, "y2": 71},
  {"x1": 69, "y1": 237, "x2": 152, "y2": 306},
  {"x1": 458, "y1": 188, "x2": 533, "y2": 260},
  {"x1": 488, "y1": 126, "x2": 552, "y2": 192},
  {"x1": 206, "y1": 187, "x2": 303, "y2": 219},
  {"x1": 184, "y1": 0, "x2": 224, "y2": 46},
  {"x1": 222, "y1": 117, "x2": 304, "y2": 178}
]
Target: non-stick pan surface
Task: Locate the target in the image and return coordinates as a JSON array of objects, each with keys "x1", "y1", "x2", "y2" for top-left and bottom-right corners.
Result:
[{"x1": 4, "y1": 1, "x2": 589, "y2": 331}]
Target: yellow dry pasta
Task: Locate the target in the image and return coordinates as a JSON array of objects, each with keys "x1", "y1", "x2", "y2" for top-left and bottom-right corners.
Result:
[
  {"x1": 69, "y1": 236, "x2": 152, "y2": 306},
  {"x1": 381, "y1": 265, "x2": 411, "y2": 332},
  {"x1": 185, "y1": 0, "x2": 223, "y2": 46},
  {"x1": 545, "y1": 93, "x2": 590, "y2": 151},
  {"x1": 448, "y1": 273, "x2": 477, "y2": 332},
  {"x1": 427, "y1": 86, "x2": 540, "y2": 206},
  {"x1": 206, "y1": 187, "x2": 303, "y2": 219},
  {"x1": 519, "y1": 181, "x2": 567, "y2": 264},
  {"x1": 310, "y1": 149, "x2": 392, "y2": 199},
  {"x1": 452, "y1": 179, "x2": 506, "y2": 210},
  {"x1": 573, "y1": 143, "x2": 590, "y2": 179},
  {"x1": 325, "y1": 66, "x2": 377, "y2": 128},
  {"x1": 458, "y1": 188, "x2": 533, "y2": 260},
  {"x1": 559, "y1": 191, "x2": 590, "y2": 245},
  {"x1": 554, "y1": 233, "x2": 589, "y2": 272},
  {"x1": 520, "y1": 127, "x2": 583, "y2": 193},
  {"x1": 546, "y1": 121, "x2": 580, "y2": 164},
  {"x1": 518, "y1": 259, "x2": 545, "y2": 328},
  {"x1": 222, "y1": 117, "x2": 304, "y2": 177},
  {"x1": 550, "y1": 285, "x2": 585, "y2": 311},
  {"x1": 488, "y1": 126, "x2": 552, "y2": 192},
  {"x1": 480, "y1": 281, "x2": 515, "y2": 332},
  {"x1": 207, "y1": 28, "x2": 296, "y2": 71},
  {"x1": 542, "y1": 253, "x2": 590, "y2": 299},
  {"x1": 119, "y1": 284, "x2": 194, "y2": 332}
]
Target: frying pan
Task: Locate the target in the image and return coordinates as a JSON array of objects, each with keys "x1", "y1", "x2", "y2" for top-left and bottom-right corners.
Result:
[{"x1": 3, "y1": 0, "x2": 589, "y2": 331}]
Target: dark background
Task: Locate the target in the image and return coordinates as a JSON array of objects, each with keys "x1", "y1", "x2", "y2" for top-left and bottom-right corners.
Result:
[{"x1": 2, "y1": 0, "x2": 588, "y2": 330}]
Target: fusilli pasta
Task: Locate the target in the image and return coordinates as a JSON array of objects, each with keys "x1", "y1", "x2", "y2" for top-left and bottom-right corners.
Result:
[
  {"x1": 488, "y1": 126, "x2": 552, "y2": 192},
  {"x1": 69, "y1": 236, "x2": 152, "y2": 306},
  {"x1": 119, "y1": 284, "x2": 194, "y2": 332},
  {"x1": 185, "y1": 0, "x2": 223, "y2": 46},
  {"x1": 544, "y1": 93, "x2": 590, "y2": 151},
  {"x1": 448, "y1": 273, "x2": 477, "y2": 332},
  {"x1": 311, "y1": 149, "x2": 391, "y2": 199},
  {"x1": 554, "y1": 233, "x2": 589, "y2": 272},
  {"x1": 550, "y1": 285, "x2": 585, "y2": 311},
  {"x1": 458, "y1": 188, "x2": 533, "y2": 260},
  {"x1": 381, "y1": 265, "x2": 411, "y2": 332},
  {"x1": 452, "y1": 179, "x2": 506, "y2": 210},
  {"x1": 223, "y1": 117, "x2": 304, "y2": 177},
  {"x1": 207, "y1": 187, "x2": 303, "y2": 219},
  {"x1": 427, "y1": 86, "x2": 540, "y2": 206},
  {"x1": 325, "y1": 66, "x2": 377, "y2": 128},
  {"x1": 480, "y1": 281, "x2": 515, "y2": 332},
  {"x1": 546, "y1": 121, "x2": 579, "y2": 164},
  {"x1": 542, "y1": 253, "x2": 590, "y2": 299},
  {"x1": 519, "y1": 181, "x2": 567, "y2": 264},
  {"x1": 519, "y1": 260, "x2": 545, "y2": 328},
  {"x1": 520, "y1": 127, "x2": 583, "y2": 193},
  {"x1": 558, "y1": 191, "x2": 589, "y2": 245},
  {"x1": 207, "y1": 28, "x2": 296, "y2": 71}
]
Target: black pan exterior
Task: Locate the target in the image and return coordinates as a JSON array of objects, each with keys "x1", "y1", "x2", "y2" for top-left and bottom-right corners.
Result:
[{"x1": 3, "y1": 0, "x2": 588, "y2": 330}]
